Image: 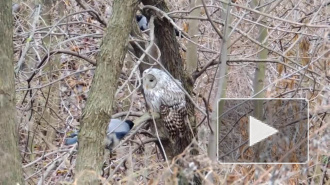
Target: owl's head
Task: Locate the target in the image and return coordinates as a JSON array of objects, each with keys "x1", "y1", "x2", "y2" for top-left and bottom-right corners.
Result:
[{"x1": 142, "y1": 68, "x2": 159, "y2": 90}]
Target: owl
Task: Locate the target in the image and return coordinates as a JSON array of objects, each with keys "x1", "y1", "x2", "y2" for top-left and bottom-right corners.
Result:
[{"x1": 142, "y1": 68, "x2": 187, "y2": 138}]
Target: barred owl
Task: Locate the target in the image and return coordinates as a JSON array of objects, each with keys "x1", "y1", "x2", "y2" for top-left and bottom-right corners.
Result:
[{"x1": 142, "y1": 68, "x2": 188, "y2": 138}]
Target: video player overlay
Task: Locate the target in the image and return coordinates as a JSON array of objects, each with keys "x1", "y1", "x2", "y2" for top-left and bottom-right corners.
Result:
[{"x1": 218, "y1": 99, "x2": 308, "y2": 164}]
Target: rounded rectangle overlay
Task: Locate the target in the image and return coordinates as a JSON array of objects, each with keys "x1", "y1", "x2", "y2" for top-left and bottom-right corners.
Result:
[{"x1": 217, "y1": 98, "x2": 309, "y2": 164}]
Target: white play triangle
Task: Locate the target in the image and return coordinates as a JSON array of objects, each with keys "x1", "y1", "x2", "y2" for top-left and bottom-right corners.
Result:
[{"x1": 249, "y1": 116, "x2": 278, "y2": 147}]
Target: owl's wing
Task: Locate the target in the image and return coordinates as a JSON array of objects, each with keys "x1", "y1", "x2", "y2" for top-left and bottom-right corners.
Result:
[
  {"x1": 160, "y1": 103, "x2": 187, "y2": 138},
  {"x1": 159, "y1": 79, "x2": 186, "y2": 107}
]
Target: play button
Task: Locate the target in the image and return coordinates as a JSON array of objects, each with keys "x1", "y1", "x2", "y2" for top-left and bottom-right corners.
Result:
[
  {"x1": 249, "y1": 116, "x2": 278, "y2": 147},
  {"x1": 218, "y1": 99, "x2": 308, "y2": 163}
]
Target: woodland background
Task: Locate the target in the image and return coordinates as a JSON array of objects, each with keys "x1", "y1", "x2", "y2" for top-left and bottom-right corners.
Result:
[{"x1": 0, "y1": 0, "x2": 329, "y2": 184}]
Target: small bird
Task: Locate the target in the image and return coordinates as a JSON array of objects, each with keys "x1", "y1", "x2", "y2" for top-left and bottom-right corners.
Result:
[
  {"x1": 136, "y1": 15, "x2": 148, "y2": 31},
  {"x1": 105, "y1": 119, "x2": 134, "y2": 150},
  {"x1": 64, "y1": 119, "x2": 134, "y2": 150},
  {"x1": 64, "y1": 132, "x2": 79, "y2": 145},
  {"x1": 136, "y1": 15, "x2": 183, "y2": 37}
]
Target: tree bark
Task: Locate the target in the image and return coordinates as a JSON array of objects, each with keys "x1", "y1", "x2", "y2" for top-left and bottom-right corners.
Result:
[
  {"x1": 141, "y1": 0, "x2": 196, "y2": 158},
  {"x1": 74, "y1": 0, "x2": 139, "y2": 184},
  {"x1": 186, "y1": 0, "x2": 202, "y2": 74},
  {"x1": 250, "y1": 0, "x2": 268, "y2": 161},
  {"x1": 208, "y1": 0, "x2": 232, "y2": 162},
  {"x1": 0, "y1": 0, "x2": 24, "y2": 184},
  {"x1": 207, "y1": 2, "x2": 232, "y2": 184}
]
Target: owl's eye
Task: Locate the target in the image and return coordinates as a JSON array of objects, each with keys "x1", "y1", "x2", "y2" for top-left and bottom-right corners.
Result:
[{"x1": 150, "y1": 79, "x2": 154, "y2": 82}]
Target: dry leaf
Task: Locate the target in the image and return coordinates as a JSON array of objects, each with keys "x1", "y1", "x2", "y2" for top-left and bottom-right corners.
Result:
[
  {"x1": 183, "y1": 22, "x2": 189, "y2": 33},
  {"x1": 277, "y1": 63, "x2": 284, "y2": 76}
]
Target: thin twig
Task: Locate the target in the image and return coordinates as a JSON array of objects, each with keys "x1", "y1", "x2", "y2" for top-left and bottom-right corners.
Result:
[
  {"x1": 143, "y1": 5, "x2": 191, "y2": 39},
  {"x1": 111, "y1": 112, "x2": 160, "y2": 151},
  {"x1": 201, "y1": 0, "x2": 223, "y2": 39},
  {"x1": 219, "y1": 0, "x2": 330, "y2": 28},
  {"x1": 115, "y1": 16, "x2": 157, "y2": 96},
  {"x1": 15, "y1": 5, "x2": 41, "y2": 74},
  {"x1": 75, "y1": 0, "x2": 107, "y2": 26},
  {"x1": 17, "y1": 67, "x2": 95, "y2": 91}
]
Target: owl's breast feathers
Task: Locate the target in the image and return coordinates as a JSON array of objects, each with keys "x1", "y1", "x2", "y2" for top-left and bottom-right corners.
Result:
[
  {"x1": 145, "y1": 89, "x2": 162, "y2": 112},
  {"x1": 150, "y1": 88, "x2": 185, "y2": 112}
]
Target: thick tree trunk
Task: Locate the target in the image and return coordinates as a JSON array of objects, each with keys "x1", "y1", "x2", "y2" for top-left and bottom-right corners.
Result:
[
  {"x1": 0, "y1": 0, "x2": 24, "y2": 184},
  {"x1": 141, "y1": 0, "x2": 196, "y2": 158},
  {"x1": 74, "y1": 0, "x2": 139, "y2": 184}
]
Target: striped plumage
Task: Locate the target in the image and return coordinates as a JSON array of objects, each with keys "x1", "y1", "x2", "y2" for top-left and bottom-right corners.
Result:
[
  {"x1": 142, "y1": 68, "x2": 187, "y2": 138},
  {"x1": 160, "y1": 104, "x2": 187, "y2": 137}
]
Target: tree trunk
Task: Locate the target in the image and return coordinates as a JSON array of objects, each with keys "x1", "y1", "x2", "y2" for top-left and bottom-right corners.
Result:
[
  {"x1": 208, "y1": 0, "x2": 232, "y2": 162},
  {"x1": 186, "y1": 0, "x2": 202, "y2": 74},
  {"x1": 141, "y1": 0, "x2": 196, "y2": 158},
  {"x1": 0, "y1": 0, "x2": 24, "y2": 184},
  {"x1": 207, "y1": 2, "x2": 232, "y2": 184},
  {"x1": 74, "y1": 0, "x2": 139, "y2": 184},
  {"x1": 250, "y1": 0, "x2": 268, "y2": 161},
  {"x1": 141, "y1": 1, "x2": 200, "y2": 184}
]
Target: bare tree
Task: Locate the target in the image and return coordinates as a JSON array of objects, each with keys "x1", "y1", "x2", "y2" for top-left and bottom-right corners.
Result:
[
  {"x1": 0, "y1": 0, "x2": 23, "y2": 183},
  {"x1": 10, "y1": 0, "x2": 330, "y2": 184},
  {"x1": 208, "y1": 0, "x2": 232, "y2": 161},
  {"x1": 186, "y1": 0, "x2": 202, "y2": 74},
  {"x1": 74, "y1": 0, "x2": 139, "y2": 183},
  {"x1": 250, "y1": 0, "x2": 269, "y2": 161},
  {"x1": 142, "y1": 0, "x2": 197, "y2": 159}
]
